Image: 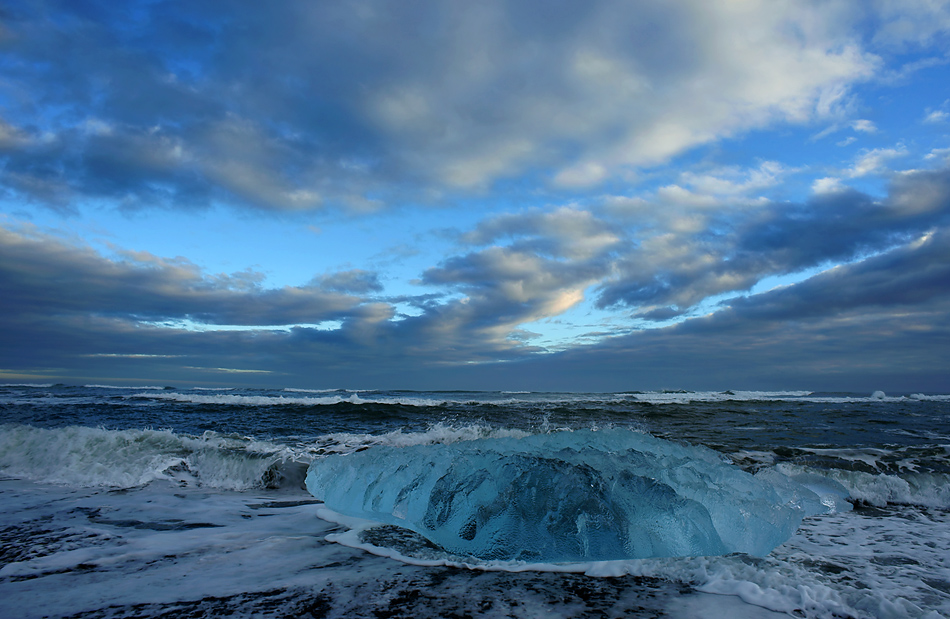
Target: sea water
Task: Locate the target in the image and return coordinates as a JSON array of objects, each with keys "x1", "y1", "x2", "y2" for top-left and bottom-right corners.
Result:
[{"x1": 0, "y1": 385, "x2": 948, "y2": 618}]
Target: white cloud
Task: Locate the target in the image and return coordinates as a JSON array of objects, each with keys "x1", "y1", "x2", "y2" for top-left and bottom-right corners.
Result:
[
  {"x1": 678, "y1": 161, "x2": 789, "y2": 199},
  {"x1": 925, "y1": 147, "x2": 950, "y2": 161},
  {"x1": 462, "y1": 207, "x2": 621, "y2": 261},
  {"x1": 360, "y1": 0, "x2": 878, "y2": 193},
  {"x1": 925, "y1": 109, "x2": 949, "y2": 124},
  {"x1": 847, "y1": 145, "x2": 908, "y2": 177},
  {"x1": 812, "y1": 177, "x2": 847, "y2": 194},
  {"x1": 0, "y1": 0, "x2": 893, "y2": 211},
  {"x1": 871, "y1": 0, "x2": 950, "y2": 48}
]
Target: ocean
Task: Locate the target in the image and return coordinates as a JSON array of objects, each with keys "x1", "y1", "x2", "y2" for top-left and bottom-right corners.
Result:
[{"x1": 1, "y1": 384, "x2": 948, "y2": 618}]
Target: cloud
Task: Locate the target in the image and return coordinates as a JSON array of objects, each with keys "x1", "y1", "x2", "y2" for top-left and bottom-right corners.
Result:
[
  {"x1": 847, "y1": 145, "x2": 908, "y2": 177},
  {"x1": 0, "y1": 224, "x2": 363, "y2": 327},
  {"x1": 675, "y1": 161, "x2": 790, "y2": 200},
  {"x1": 461, "y1": 207, "x2": 622, "y2": 260},
  {"x1": 812, "y1": 177, "x2": 847, "y2": 193},
  {"x1": 924, "y1": 110, "x2": 949, "y2": 123},
  {"x1": 420, "y1": 246, "x2": 605, "y2": 346},
  {"x1": 2, "y1": 204, "x2": 949, "y2": 390},
  {"x1": 496, "y1": 228, "x2": 950, "y2": 392},
  {"x1": 725, "y1": 228, "x2": 950, "y2": 321},
  {"x1": 924, "y1": 100, "x2": 950, "y2": 124},
  {"x1": 850, "y1": 119, "x2": 878, "y2": 133},
  {"x1": 0, "y1": 218, "x2": 605, "y2": 376},
  {"x1": 595, "y1": 162, "x2": 950, "y2": 318},
  {"x1": 870, "y1": 0, "x2": 950, "y2": 49},
  {"x1": 0, "y1": 0, "x2": 880, "y2": 212},
  {"x1": 318, "y1": 269, "x2": 384, "y2": 294}
]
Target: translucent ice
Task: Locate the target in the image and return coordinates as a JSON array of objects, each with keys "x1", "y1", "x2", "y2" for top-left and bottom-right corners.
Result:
[{"x1": 305, "y1": 429, "x2": 835, "y2": 561}]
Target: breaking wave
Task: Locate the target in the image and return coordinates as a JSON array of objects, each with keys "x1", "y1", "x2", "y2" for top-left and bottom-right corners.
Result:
[
  {"x1": 130, "y1": 391, "x2": 450, "y2": 407},
  {"x1": 0, "y1": 424, "x2": 309, "y2": 490}
]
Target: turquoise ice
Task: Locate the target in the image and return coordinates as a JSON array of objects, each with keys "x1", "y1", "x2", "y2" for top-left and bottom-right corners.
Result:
[{"x1": 305, "y1": 429, "x2": 840, "y2": 561}]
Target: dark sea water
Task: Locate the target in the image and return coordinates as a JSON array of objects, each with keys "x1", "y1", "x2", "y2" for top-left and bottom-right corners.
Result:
[{"x1": 1, "y1": 384, "x2": 948, "y2": 618}]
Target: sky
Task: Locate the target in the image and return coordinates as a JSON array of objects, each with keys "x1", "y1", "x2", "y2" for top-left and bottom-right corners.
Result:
[{"x1": 1, "y1": 0, "x2": 950, "y2": 392}]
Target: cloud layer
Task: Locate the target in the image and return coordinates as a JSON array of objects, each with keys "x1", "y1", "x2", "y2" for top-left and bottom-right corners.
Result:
[
  {"x1": 2, "y1": 157, "x2": 948, "y2": 388},
  {"x1": 0, "y1": 0, "x2": 881, "y2": 211}
]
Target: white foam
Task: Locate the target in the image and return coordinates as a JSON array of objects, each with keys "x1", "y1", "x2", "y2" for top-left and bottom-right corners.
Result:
[
  {"x1": 0, "y1": 480, "x2": 342, "y2": 618},
  {"x1": 313, "y1": 423, "x2": 532, "y2": 455},
  {"x1": 730, "y1": 450, "x2": 777, "y2": 466},
  {"x1": 626, "y1": 391, "x2": 813, "y2": 404},
  {"x1": 117, "y1": 389, "x2": 950, "y2": 409},
  {"x1": 0, "y1": 383, "x2": 55, "y2": 388},
  {"x1": 776, "y1": 462, "x2": 950, "y2": 509},
  {"x1": 796, "y1": 447, "x2": 890, "y2": 470},
  {"x1": 2, "y1": 476, "x2": 947, "y2": 619},
  {"x1": 315, "y1": 509, "x2": 860, "y2": 617},
  {"x1": 0, "y1": 424, "x2": 305, "y2": 490},
  {"x1": 315, "y1": 504, "x2": 950, "y2": 619},
  {"x1": 624, "y1": 390, "x2": 949, "y2": 405},
  {"x1": 132, "y1": 391, "x2": 449, "y2": 407},
  {"x1": 86, "y1": 384, "x2": 168, "y2": 390},
  {"x1": 910, "y1": 393, "x2": 950, "y2": 401}
]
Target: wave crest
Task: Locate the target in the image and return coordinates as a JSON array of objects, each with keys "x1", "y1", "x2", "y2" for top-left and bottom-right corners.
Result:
[{"x1": 0, "y1": 424, "x2": 307, "y2": 490}]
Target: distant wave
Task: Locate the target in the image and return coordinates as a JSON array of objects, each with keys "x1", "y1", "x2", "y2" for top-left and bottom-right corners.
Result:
[
  {"x1": 130, "y1": 391, "x2": 449, "y2": 407},
  {"x1": 0, "y1": 383, "x2": 54, "y2": 388},
  {"x1": 909, "y1": 393, "x2": 950, "y2": 401},
  {"x1": 86, "y1": 384, "x2": 169, "y2": 390}
]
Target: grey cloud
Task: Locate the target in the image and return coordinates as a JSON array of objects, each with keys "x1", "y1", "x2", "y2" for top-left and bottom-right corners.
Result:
[
  {"x1": 461, "y1": 207, "x2": 622, "y2": 260},
  {"x1": 318, "y1": 269, "x2": 384, "y2": 294},
  {"x1": 499, "y1": 231, "x2": 950, "y2": 392},
  {"x1": 0, "y1": 225, "x2": 361, "y2": 326},
  {"x1": 422, "y1": 247, "x2": 599, "y2": 328},
  {"x1": 596, "y1": 165, "x2": 950, "y2": 317},
  {"x1": 724, "y1": 228, "x2": 950, "y2": 322},
  {"x1": 0, "y1": 219, "x2": 582, "y2": 379},
  {"x1": 0, "y1": 0, "x2": 881, "y2": 212},
  {"x1": 2, "y1": 218, "x2": 948, "y2": 391},
  {"x1": 0, "y1": 221, "x2": 542, "y2": 381}
]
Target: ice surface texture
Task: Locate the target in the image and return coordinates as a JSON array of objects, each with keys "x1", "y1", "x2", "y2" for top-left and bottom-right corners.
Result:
[{"x1": 305, "y1": 429, "x2": 837, "y2": 561}]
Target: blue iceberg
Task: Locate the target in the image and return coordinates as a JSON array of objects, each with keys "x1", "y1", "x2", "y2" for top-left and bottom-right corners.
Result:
[{"x1": 305, "y1": 429, "x2": 839, "y2": 562}]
